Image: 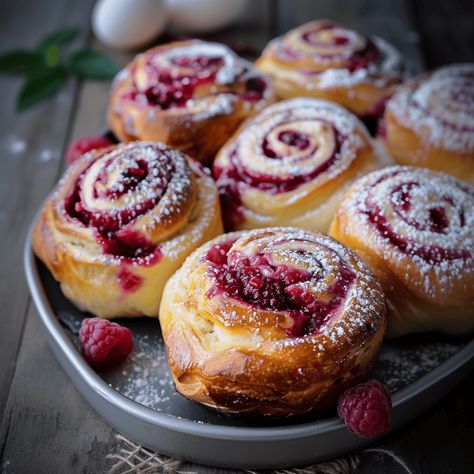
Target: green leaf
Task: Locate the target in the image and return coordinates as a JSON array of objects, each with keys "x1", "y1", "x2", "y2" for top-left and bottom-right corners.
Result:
[
  {"x1": 38, "y1": 27, "x2": 80, "y2": 51},
  {"x1": 17, "y1": 67, "x2": 67, "y2": 111},
  {"x1": 0, "y1": 50, "x2": 44, "y2": 75},
  {"x1": 45, "y1": 44, "x2": 61, "y2": 67},
  {"x1": 67, "y1": 48, "x2": 119, "y2": 80}
]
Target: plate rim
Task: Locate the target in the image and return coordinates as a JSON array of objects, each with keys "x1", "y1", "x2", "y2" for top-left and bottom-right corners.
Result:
[{"x1": 24, "y1": 215, "x2": 474, "y2": 443}]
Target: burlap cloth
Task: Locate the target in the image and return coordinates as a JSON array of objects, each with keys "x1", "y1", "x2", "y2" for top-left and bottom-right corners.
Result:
[{"x1": 106, "y1": 434, "x2": 414, "y2": 474}]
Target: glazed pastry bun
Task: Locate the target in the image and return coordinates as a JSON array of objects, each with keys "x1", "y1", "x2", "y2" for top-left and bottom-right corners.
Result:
[
  {"x1": 330, "y1": 166, "x2": 474, "y2": 337},
  {"x1": 160, "y1": 227, "x2": 386, "y2": 416},
  {"x1": 383, "y1": 64, "x2": 474, "y2": 184},
  {"x1": 108, "y1": 40, "x2": 275, "y2": 163},
  {"x1": 32, "y1": 142, "x2": 223, "y2": 318},
  {"x1": 256, "y1": 20, "x2": 404, "y2": 118},
  {"x1": 213, "y1": 98, "x2": 378, "y2": 232}
]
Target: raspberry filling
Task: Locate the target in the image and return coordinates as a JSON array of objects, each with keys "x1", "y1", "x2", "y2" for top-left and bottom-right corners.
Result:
[
  {"x1": 300, "y1": 21, "x2": 352, "y2": 49},
  {"x1": 363, "y1": 96, "x2": 389, "y2": 135},
  {"x1": 125, "y1": 68, "x2": 215, "y2": 110},
  {"x1": 123, "y1": 53, "x2": 266, "y2": 109},
  {"x1": 345, "y1": 42, "x2": 380, "y2": 72},
  {"x1": 171, "y1": 55, "x2": 223, "y2": 69},
  {"x1": 298, "y1": 21, "x2": 380, "y2": 71},
  {"x1": 117, "y1": 264, "x2": 144, "y2": 293},
  {"x1": 204, "y1": 240, "x2": 355, "y2": 337},
  {"x1": 64, "y1": 148, "x2": 175, "y2": 264},
  {"x1": 363, "y1": 172, "x2": 470, "y2": 262},
  {"x1": 262, "y1": 129, "x2": 311, "y2": 158},
  {"x1": 391, "y1": 182, "x2": 453, "y2": 233},
  {"x1": 214, "y1": 123, "x2": 342, "y2": 229},
  {"x1": 243, "y1": 76, "x2": 267, "y2": 102}
]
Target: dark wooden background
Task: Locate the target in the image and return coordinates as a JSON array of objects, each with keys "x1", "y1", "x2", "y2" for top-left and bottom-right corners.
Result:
[{"x1": 0, "y1": 1, "x2": 473, "y2": 473}]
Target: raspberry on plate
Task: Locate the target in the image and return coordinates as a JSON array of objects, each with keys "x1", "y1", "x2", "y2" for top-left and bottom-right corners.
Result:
[
  {"x1": 66, "y1": 134, "x2": 113, "y2": 165},
  {"x1": 79, "y1": 317, "x2": 133, "y2": 369},
  {"x1": 337, "y1": 379, "x2": 392, "y2": 438}
]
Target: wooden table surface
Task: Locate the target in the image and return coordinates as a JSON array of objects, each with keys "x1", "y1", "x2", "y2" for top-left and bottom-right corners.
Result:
[{"x1": 1, "y1": 1, "x2": 473, "y2": 473}]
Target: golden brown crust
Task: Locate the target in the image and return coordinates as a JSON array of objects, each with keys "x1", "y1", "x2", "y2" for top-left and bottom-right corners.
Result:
[
  {"x1": 213, "y1": 98, "x2": 379, "y2": 233},
  {"x1": 329, "y1": 166, "x2": 474, "y2": 337},
  {"x1": 32, "y1": 142, "x2": 223, "y2": 318},
  {"x1": 107, "y1": 40, "x2": 275, "y2": 163},
  {"x1": 160, "y1": 227, "x2": 386, "y2": 416},
  {"x1": 383, "y1": 64, "x2": 474, "y2": 185},
  {"x1": 256, "y1": 20, "x2": 403, "y2": 117}
]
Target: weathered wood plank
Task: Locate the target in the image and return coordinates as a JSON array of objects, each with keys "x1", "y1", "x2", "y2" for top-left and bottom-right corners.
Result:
[
  {"x1": 0, "y1": 0, "x2": 95, "y2": 420},
  {"x1": 413, "y1": 0, "x2": 474, "y2": 68},
  {"x1": 0, "y1": 305, "x2": 115, "y2": 474}
]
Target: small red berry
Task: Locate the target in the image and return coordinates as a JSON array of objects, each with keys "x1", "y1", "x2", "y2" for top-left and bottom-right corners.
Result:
[
  {"x1": 338, "y1": 379, "x2": 392, "y2": 438},
  {"x1": 79, "y1": 317, "x2": 133, "y2": 369},
  {"x1": 66, "y1": 134, "x2": 113, "y2": 165}
]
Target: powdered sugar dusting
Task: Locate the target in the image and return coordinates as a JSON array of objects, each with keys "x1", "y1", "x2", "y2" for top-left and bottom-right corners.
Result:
[
  {"x1": 51, "y1": 142, "x2": 219, "y2": 267},
  {"x1": 316, "y1": 38, "x2": 403, "y2": 89},
  {"x1": 162, "y1": 42, "x2": 244, "y2": 85},
  {"x1": 214, "y1": 98, "x2": 374, "y2": 229},
  {"x1": 339, "y1": 165, "x2": 474, "y2": 297},
  {"x1": 119, "y1": 337, "x2": 175, "y2": 409},
  {"x1": 160, "y1": 160, "x2": 220, "y2": 261},
  {"x1": 216, "y1": 98, "x2": 370, "y2": 186},
  {"x1": 113, "y1": 40, "x2": 272, "y2": 125},
  {"x1": 182, "y1": 227, "x2": 384, "y2": 344},
  {"x1": 190, "y1": 93, "x2": 238, "y2": 121},
  {"x1": 262, "y1": 20, "x2": 404, "y2": 89},
  {"x1": 373, "y1": 339, "x2": 461, "y2": 391},
  {"x1": 387, "y1": 63, "x2": 474, "y2": 153}
]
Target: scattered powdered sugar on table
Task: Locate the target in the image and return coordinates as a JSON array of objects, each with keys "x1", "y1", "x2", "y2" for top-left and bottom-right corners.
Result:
[
  {"x1": 5, "y1": 136, "x2": 27, "y2": 155},
  {"x1": 118, "y1": 334, "x2": 175, "y2": 409},
  {"x1": 373, "y1": 338, "x2": 461, "y2": 391},
  {"x1": 39, "y1": 149, "x2": 59, "y2": 162},
  {"x1": 58, "y1": 310, "x2": 179, "y2": 412}
]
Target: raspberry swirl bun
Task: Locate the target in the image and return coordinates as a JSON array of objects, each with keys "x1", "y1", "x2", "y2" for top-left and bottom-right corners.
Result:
[
  {"x1": 383, "y1": 64, "x2": 474, "y2": 184},
  {"x1": 256, "y1": 20, "x2": 403, "y2": 118},
  {"x1": 160, "y1": 227, "x2": 386, "y2": 416},
  {"x1": 213, "y1": 98, "x2": 377, "y2": 232},
  {"x1": 32, "y1": 142, "x2": 223, "y2": 318},
  {"x1": 108, "y1": 40, "x2": 274, "y2": 163},
  {"x1": 330, "y1": 166, "x2": 474, "y2": 337}
]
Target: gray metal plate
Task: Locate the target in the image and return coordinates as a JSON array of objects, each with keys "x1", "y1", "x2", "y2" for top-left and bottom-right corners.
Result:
[{"x1": 24, "y1": 222, "x2": 474, "y2": 470}]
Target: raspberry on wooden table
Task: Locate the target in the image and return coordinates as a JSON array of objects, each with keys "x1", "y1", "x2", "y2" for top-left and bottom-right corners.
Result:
[
  {"x1": 79, "y1": 317, "x2": 133, "y2": 369},
  {"x1": 66, "y1": 134, "x2": 113, "y2": 165},
  {"x1": 338, "y1": 379, "x2": 392, "y2": 438}
]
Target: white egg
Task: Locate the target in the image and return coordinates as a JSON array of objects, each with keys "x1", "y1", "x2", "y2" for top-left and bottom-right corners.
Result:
[
  {"x1": 92, "y1": 0, "x2": 168, "y2": 50},
  {"x1": 165, "y1": 0, "x2": 248, "y2": 34}
]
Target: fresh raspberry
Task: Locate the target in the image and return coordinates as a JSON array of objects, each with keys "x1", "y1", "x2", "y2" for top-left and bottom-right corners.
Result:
[
  {"x1": 337, "y1": 379, "x2": 392, "y2": 437},
  {"x1": 66, "y1": 134, "x2": 113, "y2": 165},
  {"x1": 79, "y1": 318, "x2": 133, "y2": 369}
]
